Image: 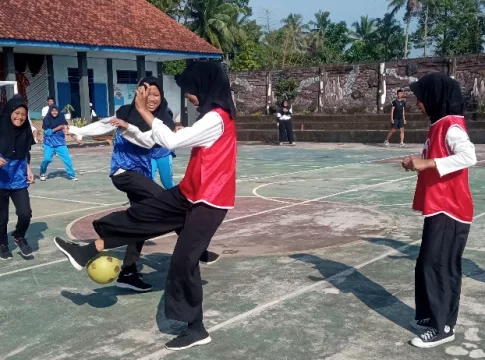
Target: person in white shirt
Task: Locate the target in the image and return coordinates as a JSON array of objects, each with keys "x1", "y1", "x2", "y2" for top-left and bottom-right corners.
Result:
[
  {"x1": 41, "y1": 96, "x2": 55, "y2": 118},
  {"x1": 276, "y1": 99, "x2": 295, "y2": 146}
]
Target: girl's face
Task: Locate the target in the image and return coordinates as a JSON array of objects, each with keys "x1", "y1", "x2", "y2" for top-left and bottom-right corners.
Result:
[
  {"x1": 147, "y1": 85, "x2": 162, "y2": 112},
  {"x1": 283, "y1": 101, "x2": 288, "y2": 107},
  {"x1": 51, "y1": 108, "x2": 59, "y2": 117},
  {"x1": 185, "y1": 93, "x2": 199, "y2": 106},
  {"x1": 11, "y1": 107, "x2": 27, "y2": 127},
  {"x1": 416, "y1": 100, "x2": 427, "y2": 116}
]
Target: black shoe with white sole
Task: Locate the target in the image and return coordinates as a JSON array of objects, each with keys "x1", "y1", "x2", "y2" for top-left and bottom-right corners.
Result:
[
  {"x1": 410, "y1": 318, "x2": 431, "y2": 331},
  {"x1": 411, "y1": 327, "x2": 455, "y2": 348},
  {"x1": 116, "y1": 269, "x2": 153, "y2": 292},
  {"x1": 14, "y1": 237, "x2": 33, "y2": 257},
  {"x1": 54, "y1": 237, "x2": 99, "y2": 271},
  {"x1": 0, "y1": 245, "x2": 13, "y2": 260},
  {"x1": 200, "y1": 250, "x2": 220, "y2": 265},
  {"x1": 165, "y1": 326, "x2": 211, "y2": 351}
]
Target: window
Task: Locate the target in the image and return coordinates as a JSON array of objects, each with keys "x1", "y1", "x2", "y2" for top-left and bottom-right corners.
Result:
[
  {"x1": 116, "y1": 70, "x2": 153, "y2": 84},
  {"x1": 68, "y1": 68, "x2": 94, "y2": 83}
]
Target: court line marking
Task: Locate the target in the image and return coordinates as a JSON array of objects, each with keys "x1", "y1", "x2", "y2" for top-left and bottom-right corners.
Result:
[
  {"x1": 139, "y1": 238, "x2": 423, "y2": 360},
  {"x1": 1, "y1": 175, "x2": 414, "y2": 278},
  {"x1": 235, "y1": 153, "x2": 418, "y2": 183},
  {"x1": 29, "y1": 195, "x2": 115, "y2": 206}
]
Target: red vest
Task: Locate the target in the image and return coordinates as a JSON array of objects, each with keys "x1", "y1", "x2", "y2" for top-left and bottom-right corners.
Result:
[
  {"x1": 412, "y1": 115, "x2": 473, "y2": 223},
  {"x1": 179, "y1": 109, "x2": 237, "y2": 209}
]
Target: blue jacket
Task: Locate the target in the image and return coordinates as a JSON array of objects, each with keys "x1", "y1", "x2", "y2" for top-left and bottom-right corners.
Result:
[
  {"x1": 152, "y1": 146, "x2": 175, "y2": 160},
  {"x1": 110, "y1": 130, "x2": 152, "y2": 178},
  {"x1": 43, "y1": 128, "x2": 66, "y2": 147},
  {"x1": 0, "y1": 154, "x2": 28, "y2": 190}
]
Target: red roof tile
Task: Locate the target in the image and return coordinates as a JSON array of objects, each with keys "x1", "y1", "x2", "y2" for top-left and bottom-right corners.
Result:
[{"x1": 0, "y1": 0, "x2": 221, "y2": 55}]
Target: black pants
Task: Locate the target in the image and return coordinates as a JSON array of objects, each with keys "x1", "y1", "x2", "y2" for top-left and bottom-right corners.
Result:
[
  {"x1": 415, "y1": 214, "x2": 470, "y2": 334},
  {"x1": 93, "y1": 186, "x2": 227, "y2": 323},
  {"x1": 0, "y1": 188, "x2": 32, "y2": 246},
  {"x1": 279, "y1": 120, "x2": 294, "y2": 143},
  {"x1": 111, "y1": 171, "x2": 165, "y2": 268}
]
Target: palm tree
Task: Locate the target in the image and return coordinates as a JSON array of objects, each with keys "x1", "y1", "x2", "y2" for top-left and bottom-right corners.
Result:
[
  {"x1": 188, "y1": 0, "x2": 246, "y2": 53},
  {"x1": 349, "y1": 15, "x2": 377, "y2": 43},
  {"x1": 308, "y1": 10, "x2": 332, "y2": 50},
  {"x1": 388, "y1": 0, "x2": 420, "y2": 58},
  {"x1": 281, "y1": 13, "x2": 308, "y2": 52}
]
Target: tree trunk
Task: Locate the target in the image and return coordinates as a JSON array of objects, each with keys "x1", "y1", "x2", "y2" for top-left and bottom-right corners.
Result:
[
  {"x1": 424, "y1": 5, "x2": 429, "y2": 57},
  {"x1": 404, "y1": 16, "x2": 410, "y2": 59}
]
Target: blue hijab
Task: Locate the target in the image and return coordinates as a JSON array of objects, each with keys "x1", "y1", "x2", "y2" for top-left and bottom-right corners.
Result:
[{"x1": 43, "y1": 105, "x2": 68, "y2": 130}]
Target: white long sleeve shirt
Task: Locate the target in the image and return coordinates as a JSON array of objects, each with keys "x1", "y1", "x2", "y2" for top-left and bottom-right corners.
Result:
[
  {"x1": 277, "y1": 107, "x2": 293, "y2": 120},
  {"x1": 121, "y1": 111, "x2": 224, "y2": 150},
  {"x1": 68, "y1": 117, "x2": 116, "y2": 141},
  {"x1": 434, "y1": 125, "x2": 477, "y2": 177}
]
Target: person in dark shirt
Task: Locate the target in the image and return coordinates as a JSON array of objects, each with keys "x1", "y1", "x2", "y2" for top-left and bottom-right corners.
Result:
[{"x1": 384, "y1": 89, "x2": 406, "y2": 147}]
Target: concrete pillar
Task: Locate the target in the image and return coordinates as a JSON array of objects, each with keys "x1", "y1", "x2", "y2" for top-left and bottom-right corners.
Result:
[
  {"x1": 136, "y1": 55, "x2": 146, "y2": 82},
  {"x1": 107, "y1": 58, "x2": 115, "y2": 116},
  {"x1": 2, "y1": 47, "x2": 15, "y2": 99},
  {"x1": 77, "y1": 52, "x2": 90, "y2": 122},
  {"x1": 46, "y1": 55, "x2": 56, "y2": 100}
]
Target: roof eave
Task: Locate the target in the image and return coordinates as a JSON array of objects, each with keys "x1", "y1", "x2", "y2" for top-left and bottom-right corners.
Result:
[{"x1": 0, "y1": 38, "x2": 222, "y2": 59}]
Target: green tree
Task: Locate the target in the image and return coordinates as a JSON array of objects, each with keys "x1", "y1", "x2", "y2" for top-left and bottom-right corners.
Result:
[
  {"x1": 373, "y1": 13, "x2": 406, "y2": 60},
  {"x1": 349, "y1": 15, "x2": 377, "y2": 43},
  {"x1": 388, "y1": 0, "x2": 421, "y2": 58},
  {"x1": 308, "y1": 11, "x2": 332, "y2": 50}
]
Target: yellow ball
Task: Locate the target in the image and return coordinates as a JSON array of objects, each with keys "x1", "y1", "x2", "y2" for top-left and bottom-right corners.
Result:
[{"x1": 86, "y1": 254, "x2": 122, "y2": 284}]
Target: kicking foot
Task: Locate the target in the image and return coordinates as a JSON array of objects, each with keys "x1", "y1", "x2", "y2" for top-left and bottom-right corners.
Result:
[
  {"x1": 411, "y1": 327, "x2": 455, "y2": 348},
  {"x1": 40, "y1": 174, "x2": 46, "y2": 181},
  {"x1": 399, "y1": 142, "x2": 406, "y2": 148},
  {"x1": 14, "y1": 237, "x2": 33, "y2": 257},
  {"x1": 200, "y1": 251, "x2": 220, "y2": 265},
  {"x1": 383, "y1": 140, "x2": 390, "y2": 147},
  {"x1": 54, "y1": 237, "x2": 97, "y2": 271},
  {"x1": 410, "y1": 318, "x2": 431, "y2": 331},
  {"x1": 165, "y1": 326, "x2": 211, "y2": 351},
  {"x1": 0, "y1": 245, "x2": 13, "y2": 260},
  {"x1": 116, "y1": 267, "x2": 153, "y2": 292}
]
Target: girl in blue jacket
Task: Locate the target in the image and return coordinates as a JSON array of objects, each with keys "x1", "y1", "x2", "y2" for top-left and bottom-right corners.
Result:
[
  {"x1": 0, "y1": 97, "x2": 35, "y2": 260},
  {"x1": 40, "y1": 105, "x2": 77, "y2": 181}
]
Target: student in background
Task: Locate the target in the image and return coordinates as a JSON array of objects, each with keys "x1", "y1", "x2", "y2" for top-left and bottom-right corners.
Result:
[
  {"x1": 0, "y1": 97, "x2": 35, "y2": 260},
  {"x1": 384, "y1": 89, "x2": 406, "y2": 147},
  {"x1": 40, "y1": 105, "x2": 77, "y2": 181},
  {"x1": 277, "y1": 100, "x2": 295, "y2": 146},
  {"x1": 41, "y1": 96, "x2": 55, "y2": 118}
]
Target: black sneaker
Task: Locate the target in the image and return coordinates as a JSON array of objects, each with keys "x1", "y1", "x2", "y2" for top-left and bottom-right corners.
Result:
[
  {"x1": 410, "y1": 318, "x2": 431, "y2": 331},
  {"x1": 0, "y1": 245, "x2": 13, "y2": 260},
  {"x1": 165, "y1": 327, "x2": 211, "y2": 351},
  {"x1": 411, "y1": 327, "x2": 455, "y2": 348},
  {"x1": 14, "y1": 237, "x2": 33, "y2": 257},
  {"x1": 116, "y1": 269, "x2": 153, "y2": 292},
  {"x1": 54, "y1": 237, "x2": 96, "y2": 271},
  {"x1": 200, "y1": 250, "x2": 220, "y2": 265}
]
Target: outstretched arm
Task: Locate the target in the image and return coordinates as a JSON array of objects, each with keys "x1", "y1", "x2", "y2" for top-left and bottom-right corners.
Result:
[{"x1": 68, "y1": 117, "x2": 116, "y2": 140}]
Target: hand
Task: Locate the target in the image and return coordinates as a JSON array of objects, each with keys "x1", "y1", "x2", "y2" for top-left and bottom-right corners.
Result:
[
  {"x1": 404, "y1": 119, "x2": 407, "y2": 125},
  {"x1": 135, "y1": 83, "x2": 150, "y2": 112},
  {"x1": 0, "y1": 158, "x2": 7, "y2": 168},
  {"x1": 175, "y1": 125, "x2": 184, "y2": 132},
  {"x1": 402, "y1": 156, "x2": 435, "y2": 172},
  {"x1": 391, "y1": 120, "x2": 394, "y2": 125},
  {"x1": 110, "y1": 118, "x2": 129, "y2": 130},
  {"x1": 27, "y1": 166, "x2": 35, "y2": 184}
]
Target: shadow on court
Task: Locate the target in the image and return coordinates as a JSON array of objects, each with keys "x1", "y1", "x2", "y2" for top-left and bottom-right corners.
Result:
[
  {"x1": 367, "y1": 238, "x2": 485, "y2": 284},
  {"x1": 291, "y1": 253, "x2": 416, "y2": 332}
]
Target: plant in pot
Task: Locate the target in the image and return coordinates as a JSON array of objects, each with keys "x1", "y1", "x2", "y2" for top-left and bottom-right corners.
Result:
[{"x1": 62, "y1": 104, "x2": 75, "y2": 120}]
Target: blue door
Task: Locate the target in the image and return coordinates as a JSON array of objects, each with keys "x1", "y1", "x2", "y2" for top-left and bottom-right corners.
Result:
[{"x1": 93, "y1": 83, "x2": 108, "y2": 117}]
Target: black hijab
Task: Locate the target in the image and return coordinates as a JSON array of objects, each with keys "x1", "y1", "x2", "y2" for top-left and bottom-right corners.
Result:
[
  {"x1": 116, "y1": 76, "x2": 174, "y2": 132},
  {"x1": 0, "y1": 97, "x2": 34, "y2": 160},
  {"x1": 410, "y1": 72, "x2": 464, "y2": 123},
  {"x1": 175, "y1": 61, "x2": 236, "y2": 120},
  {"x1": 43, "y1": 104, "x2": 67, "y2": 130}
]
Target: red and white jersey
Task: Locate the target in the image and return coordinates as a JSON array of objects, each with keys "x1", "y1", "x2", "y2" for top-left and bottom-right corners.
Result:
[
  {"x1": 179, "y1": 109, "x2": 237, "y2": 209},
  {"x1": 413, "y1": 115, "x2": 474, "y2": 223}
]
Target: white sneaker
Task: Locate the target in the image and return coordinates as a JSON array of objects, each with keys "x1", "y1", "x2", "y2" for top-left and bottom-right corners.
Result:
[
  {"x1": 384, "y1": 141, "x2": 389, "y2": 147},
  {"x1": 70, "y1": 177, "x2": 78, "y2": 181},
  {"x1": 399, "y1": 143, "x2": 406, "y2": 148},
  {"x1": 40, "y1": 174, "x2": 46, "y2": 181}
]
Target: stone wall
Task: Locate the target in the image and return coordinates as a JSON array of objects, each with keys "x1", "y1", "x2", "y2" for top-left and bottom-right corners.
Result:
[{"x1": 230, "y1": 54, "x2": 485, "y2": 115}]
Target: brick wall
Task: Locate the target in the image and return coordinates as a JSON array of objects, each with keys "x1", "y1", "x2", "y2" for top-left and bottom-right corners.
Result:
[{"x1": 230, "y1": 54, "x2": 485, "y2": 115}]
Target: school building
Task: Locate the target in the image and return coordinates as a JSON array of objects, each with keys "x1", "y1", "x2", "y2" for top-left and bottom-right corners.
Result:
[{"x1": 0, "y1": 0, "x2": 221, "y2": 122}]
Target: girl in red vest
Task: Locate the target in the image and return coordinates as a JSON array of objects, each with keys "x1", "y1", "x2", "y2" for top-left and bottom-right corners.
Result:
[
  {"x1": 54, "y1": 61, "x2": 237, "y2": 351},
  {"x1": 402, "y1": 72, "x2": 476, "y2": 348}
]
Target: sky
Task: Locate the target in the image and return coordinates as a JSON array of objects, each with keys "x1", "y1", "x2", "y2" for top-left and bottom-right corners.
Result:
[{"x1": 249, "y1": 0, "x2": 399, "y2": 28}]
